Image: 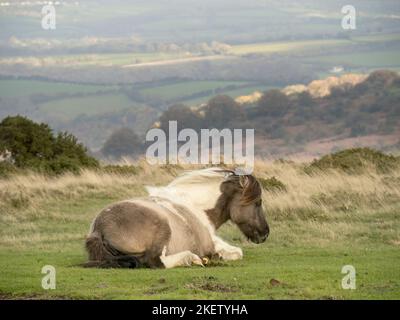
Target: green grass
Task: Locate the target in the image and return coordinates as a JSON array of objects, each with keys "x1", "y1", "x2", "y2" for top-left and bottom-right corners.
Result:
[
  {"x1": 0, "y1": 52, "x2": 189, "y2": 68},
  {"x1": 229, "y1": 33, "x2": 400, "y2": 56},
  {"x1": 137, "y1": 80, "x2": 268, "y2": 106},
  {"x1": 220, "y1": 85, "x2": 271, "y2": 97},
  {"x1": 0, "y1": 164, "x2": 399, "y2": 300},
  {"x1": 38, "y1": 93, "x2": 136, "y2": 118},
  {"x1": 307, "y1": 48, "x2": 400, "y2": 69},
  {"x1": 46, "y1": 52, "x2": 185, "y2": 66},
  {"x1": 0, "y1": 78, "x2": 269, "y2": 117},
  {"x1": 139, "y1": 81, "x2": 249, "y2": 101},
  {"x1": 1, "y1": 245, "x2": 398, "y2": 299},
  {"x1": 180, "y1": 85, "x2": 272, "y2": 106},
  {"x1": 229, "y1": 39, "x2": 352, "y2": 55},
  {"x1": 0, "y1": 79, "x2": 114, "y2": 98},
  {"x1": 353, "y1": 33, "x2": 400, "y2": 43}
]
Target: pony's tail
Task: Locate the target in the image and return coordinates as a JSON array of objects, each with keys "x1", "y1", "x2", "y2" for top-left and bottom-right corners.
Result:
[{"x1": 84, "y1": 232, "x2": 140, "y2": 269}]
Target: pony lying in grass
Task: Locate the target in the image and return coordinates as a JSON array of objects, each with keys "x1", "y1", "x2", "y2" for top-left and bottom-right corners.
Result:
[{"x1": 85, "y1": 168, "x2": 269, "y2": 268}]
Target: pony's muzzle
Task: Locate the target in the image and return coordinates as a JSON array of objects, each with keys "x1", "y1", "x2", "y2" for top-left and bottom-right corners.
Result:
[
  {"x1": 250, "y1": 230, "x2": 268, "y2": 244},
  {"x1": 255, "y1": 235, "x2": 267, "y2": 244},
  {"x1": 256, "y1": 228, "x2": 269, "y2": 243}
]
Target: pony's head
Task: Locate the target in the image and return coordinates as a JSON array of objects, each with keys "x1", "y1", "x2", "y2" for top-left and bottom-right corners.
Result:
[
  {"x1": 148, "y1": 167, "x2": 269, "y2": 243},
  {"x1": 219, "y1": 171, "x2": 269, "y2": 244}
]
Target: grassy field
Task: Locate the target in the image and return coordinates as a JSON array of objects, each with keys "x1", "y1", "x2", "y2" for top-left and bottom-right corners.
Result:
[
  {"x1": 307, "y1": 49, "x2": 400, "y2": 69},
  {"x1": 4, "y1": 33, "x2": 399, "y2": 71},
  {"x1": 1, "y1": 78, "x2": 269, "y2": 115},
  {"x1": 228, "y1": 33, "x2": 400, "y2": 56},
  {"x1": 0, "y1": 79, "x2": 114, "y2": 98},
  {"x1": 0, "y1": 52, "x2": 187, "y2": 67},
  {"x1": 0, "y1": 160, "x2": 399, "y2": 299},
  {"x1": 229, "y1": 39, "x2": 351, "y2": 55},
  {"x1": 2, "y1": 0, "x2": 399, "y2": 42},
  {"x1": 67, "y1": 52, "x2": 185, "y2": 66},
  {"x1": 136, "y1": 80, "x2": 271, "y2": 106},
  {"x1": 38, "y1": 93, "x2": 136, "y2": 118},
  {"x1": 139, "y1": 81, "x2": 249, "y2": 101},
  {"x1": 180, "y1": 85, "x2": 271, "y2": 106}
]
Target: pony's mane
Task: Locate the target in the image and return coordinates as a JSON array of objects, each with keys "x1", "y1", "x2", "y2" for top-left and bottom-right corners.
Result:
[
  {"x1": 146, "y1": 167, "x2": 227, "y2": 213},
  {"x1": 168, "y1": 167, "x2": 228, "y2": 187},
  {"x1": 224, "y1": 174, "x2": 262, "y2": 205}
]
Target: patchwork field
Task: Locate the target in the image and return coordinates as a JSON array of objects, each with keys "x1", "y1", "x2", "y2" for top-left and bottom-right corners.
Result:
[
  {"x1": 229, "y1": 39, "x2": 350, "y2": 56},
  {"x1": 0, "y1": 78, "x2": 270, "y2": 120},
  {"x1": 38, "y1": 93, "x2": 136, "y2": 118},
  {"x1": 308, "y1": 49, "x2": 400, "y2": 69},
  {"x1": 180, "y1": 85, "x2": 271, "y2": 106},
  {"x1": 228, "y1": 34, "x2": 400, "y2": 56},
  {"x1": 0, "y1": 79, "x2": 114, "y2": 98},
  {"x1": 0, "y1": 52, "x2": 188, "y2": 68},
  {"x1": 139, "y1": 81, "x2": 249, "y2": 100},
  {"x1": 0, "y1": 161, "x2": 399, "y2": 299}
]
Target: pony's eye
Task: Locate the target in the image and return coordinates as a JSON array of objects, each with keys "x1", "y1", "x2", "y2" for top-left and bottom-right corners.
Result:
[{"x1": 256, "y1": 200, "x2": 262, "y2": 207}]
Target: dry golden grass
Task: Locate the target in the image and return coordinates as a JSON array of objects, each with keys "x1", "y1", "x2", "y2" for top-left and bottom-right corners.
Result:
[
  {"x1": 255, "y1": 159, "x2": 400, "y2": 212},
  {"x1": 0, "y1": 158, "x2": 399, "y2": 248}
]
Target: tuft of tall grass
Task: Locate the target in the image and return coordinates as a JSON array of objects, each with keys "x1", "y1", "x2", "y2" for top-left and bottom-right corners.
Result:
[{"x1": 0, "y1": 158, "x2": 399, "y2": 248}]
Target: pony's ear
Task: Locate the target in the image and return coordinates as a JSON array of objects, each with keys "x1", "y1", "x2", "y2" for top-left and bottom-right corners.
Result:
[
  {"x1": 239, "y1": 175, "x2": 249, "y2": 189},
  {"x1": 239, "y1": 175, "x2": 262, "y2": 205}
]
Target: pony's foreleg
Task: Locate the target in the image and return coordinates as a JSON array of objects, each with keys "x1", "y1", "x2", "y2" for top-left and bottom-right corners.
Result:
[
  {"x1": 212, "y1": 236, "x2": 243, "y2": 261},
  {"x1": 159, "y1": 247, "x2": 204, "y2": 269}
]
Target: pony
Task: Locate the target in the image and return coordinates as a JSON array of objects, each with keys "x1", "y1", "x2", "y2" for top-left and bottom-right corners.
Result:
[{"x1": 85, "y1": 168, "x2": 269, "y2": 268}]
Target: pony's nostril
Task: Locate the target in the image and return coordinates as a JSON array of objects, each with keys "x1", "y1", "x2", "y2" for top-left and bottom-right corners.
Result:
[
  {"x1": 260, "y1": 231, "x2": 268, "y2": 242},
  {"x1": 252, "y1": 231, "x2": 268, "y2": 244}
]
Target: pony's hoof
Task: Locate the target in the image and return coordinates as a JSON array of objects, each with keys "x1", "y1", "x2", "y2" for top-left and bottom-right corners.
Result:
[
  {"x1": 216, "y1": 248, "x2": 243, "y2": 261},
  {"x1": 191, "y1": 254, "x2": 205, "y2": 267}
]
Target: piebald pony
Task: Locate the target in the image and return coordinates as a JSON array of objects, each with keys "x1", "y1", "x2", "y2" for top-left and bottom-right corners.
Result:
[{"x1": 85, "y1": 168, "x2": 269, "y2": 268}]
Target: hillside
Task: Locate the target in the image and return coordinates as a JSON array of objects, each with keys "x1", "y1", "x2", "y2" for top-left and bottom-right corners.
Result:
[
  {"x1": 157, "y1": 70, "x2": 400, "y2": 158},
  {"x1": 1, "y1": 1, "x2": 400, "y2": 155}
]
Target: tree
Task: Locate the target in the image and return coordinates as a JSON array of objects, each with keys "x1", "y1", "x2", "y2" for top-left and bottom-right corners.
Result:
[
  {"x1": 203, "y1": 95, "x2": 243, "y2": 129},
  {"x1": 296, "y1": 91, "x2": 314, "y2": 107},
  {"x1": 101, "y1": 128, "x2": 143, "y2": 159},
  {"x1": 257, "y1": 89, "x2": 291, "y2": 117},
  {"x1": 0, "y1": 115, "x2": 98, "y2": 174},
  {"x1": 159, "y1": 104, "x2": 203, "y2": 132},
  {"x1": 366, "y1": 70, "x2": 398, "y2": 88},
  {"x1": 0, "y1": 115, "x2": 54, "y2": 167},
  {"x1": 51, "y1": 132, "x2": 99, "y2": 172},
  {"x1": 354, "y1": 70, "x2": 399, "y2": 95}
]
